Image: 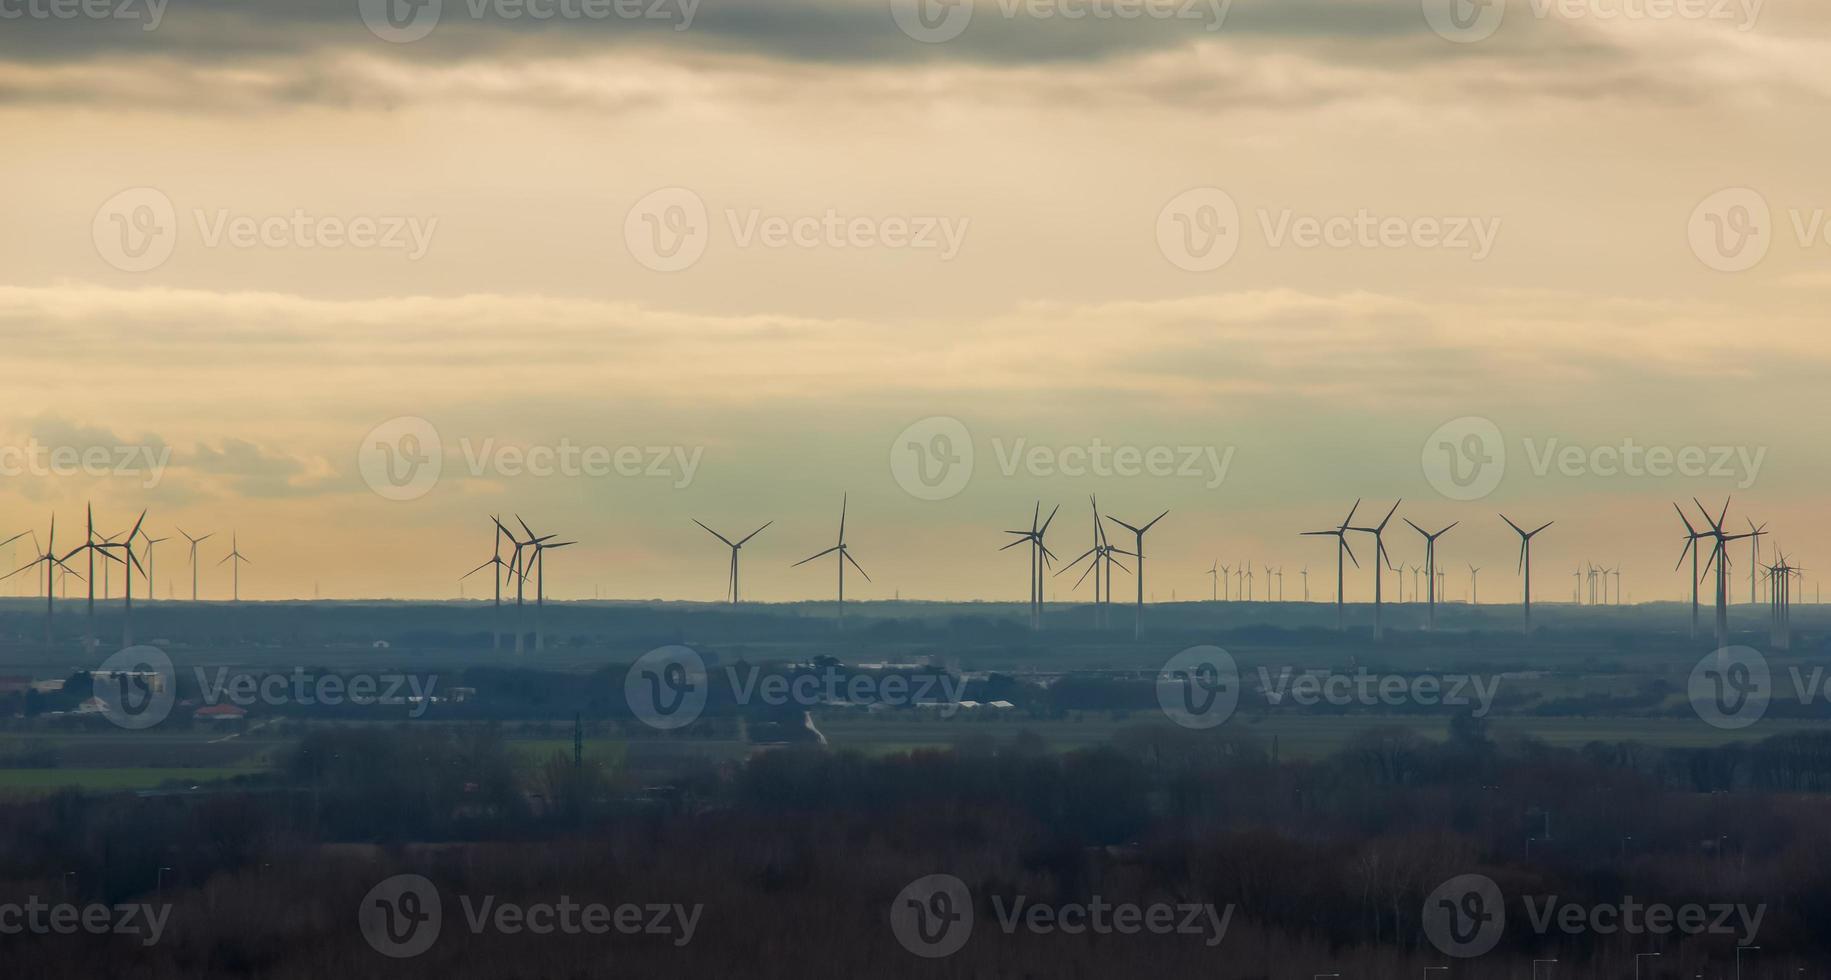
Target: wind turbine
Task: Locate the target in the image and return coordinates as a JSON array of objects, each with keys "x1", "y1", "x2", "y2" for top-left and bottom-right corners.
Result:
[
  {"x1": 1500, "y1": 514, "x2": 1553, "y2": 634},
  {"x1": 63, "y1": 504, "x2": 120, "y2": 651},
  {"x1": 136, "y1": 527, "x2": 168, "y2": 603},
  {"x1": 1404, "y1": 519, "x2": 1457, "y2": 630},
  {"x1": 1468, "y1": 563, "x2": 1480, "y2": 604},
  {"x1": 1058, "y1": 496, "x2": 1124, "y2": 628},
  {"x1": 1104, "y1": 509, "x2": 1167, "y2": 640},
  {"x1": 1302, "y1": 500, "x2": 1361, "y2": 631},
  {"x1": 460, "y1": 516, "x2": 512, "y2": 650},
  {"x1": 1347, "y1": 500, "x2": 1401, "y2": 640},
  {"x1": 2, "y1": 518, "x2": 81, "y2": 652},
  {"x1": 1001, "y1": 503, "x2": 1058, "y2": 630},
  {"x1": 1694, "y1": 498, "x2": 1755, "y2": 648},
  {"x1": 523, "y1": 526, "x2": 574, "y2": 652},
  {"x1": 1207, "y1": 561, "x2": 1218, "y2": 602},
  {"x1": 102, "y1": 511, "x2": 148, "y2": 647},
  {"x1": 178, "y1": 528, "x2": 213, "y2": 601},
  {"x1": 505, "y1": 519, "x2": 533, "y2": 654},
  {"x1": 694, "y1": 519, "x2": 772, "y2": 604},
  {"x1": 1301, "y1": 566, "x2": 1310, "y2": 601},
  {"x1": 1745, "y1": 518, "x2": 1766, "y2": 605},
  {"x1": 793, "y1": 494, "x2": 869, "y2": 629},
  {"x1": 216, "y1": 532, "x2": 250, "y2": 601}
]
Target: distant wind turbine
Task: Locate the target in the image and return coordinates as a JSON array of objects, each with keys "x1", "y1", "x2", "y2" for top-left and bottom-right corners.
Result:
[
  {"x1": 101, "y1": 511, "x2": 148, "y2": 646},
  {"x1": 178, "y1": 528, "x2": 213, "y2": 601},
  {"x1": 1104, "y1": 509, "x2": 1167, "y2": 640},
  {"x1": 693, "y1": 519, "x2": 772, "y2": 604},
  {"x1": 794, "y1": 494, "x2": 869, "y2": 629},
  {"x1": 216, "y1": 532, "x2": 251, "y2": 601},
  {"x1": 1302, "y1": 500, "x2": 1361, "y2": 631},
  {"x1": 1500, "y1": 514, "x2": 1553, "y2": 634},
  {"x1": 1348, "y1": 500, "x2": 1401, "y2": 640},
  {"x1": 3, "y1": 517, "x2": 81, "y2": 651},
  {"x1": 1403, "y1": 519, "x2": 1456, "y2": 631}
]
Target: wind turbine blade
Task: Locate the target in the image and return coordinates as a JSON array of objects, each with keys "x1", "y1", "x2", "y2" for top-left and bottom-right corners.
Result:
[
  {"x1": 693, "y1": 520, "x2": 735, "y2": 548},
  {"x1": 842, "y1": 550, "x2": 870, "y2": 581},
  {"x1": 1340, "y1": 498, "x2": 1361, "y2": 530},
  {"x1": 1141, "y1": 510, "x2": 1169, "y2": 533},
  {"x1": 1441, "y1": 521, "x2": 1458, "y2": 534},
  {"x1": 1057, "y1": 548, "x2": 1097, "y2": 574},
  {"x1": 839, "y1": 493, "x2": 848, "y2": 544},
  {"x1": 1073, "y1": 559, "x2": 1098, "y2": 589},
  {"x1": 1376, "y1": 500, "x2": 1401, "y2": 532},
  {"x1": 1038, "y1": 504, "x2": 1060, "y2": 536},
  {"x1": 1105, "y1": 516, "x2": 1142, "y2": 534},
  {"x1": 462, "y1": 559, "x2": 495, "y2": 579},
  {"x1": 1403, "y1": 518, "x2": 1426, "y2": 536},
  {"x1": 1675, "y1": 538, "x2": 1695, "y2": 571},
  {"x1": 1500, "y1": 514, "x2": 1524, "y2": 535},
  {"x1": 998, "y1": 536, "x2": 1033, "y2": 552},
  {"x1": 737, "y1": 521, "x2": 773, "y2": 546},
  {"x1": 217, "y1": 553, "x2": 234, "y2": 566},
  {"x1": 793, "y1": 545, "x2": 841, "y2": 567},
  {"x1": 129, "y1": 510, "x2": 147, "y2": 540},
  {"x1": 1341, "y1": 537, "x2": 1360, "y2": 568},
  {"x1": 1530, "y1": 521, "x2": 1554, "y2": 536}
]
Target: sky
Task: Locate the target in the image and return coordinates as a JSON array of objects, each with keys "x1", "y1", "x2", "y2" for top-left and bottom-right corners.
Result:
[{"x1": 1, "y1": 0, "x2": 1828, "y2": 603}]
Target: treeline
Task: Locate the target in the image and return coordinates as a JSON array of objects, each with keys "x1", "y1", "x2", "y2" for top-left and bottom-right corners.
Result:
[{"x1": 1, "y1": 721, "x2": 1830, "y2": 976}]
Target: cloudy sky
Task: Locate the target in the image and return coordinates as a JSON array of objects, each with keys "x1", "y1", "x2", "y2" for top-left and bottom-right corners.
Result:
[{"x1": 0, "y1": 0, "x2": 1826, "y2": 602}]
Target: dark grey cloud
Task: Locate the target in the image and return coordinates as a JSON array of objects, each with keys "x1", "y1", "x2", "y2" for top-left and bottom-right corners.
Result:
[{"x1": 0, "y1": 0, "x2": 1596, "y2": 67}]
